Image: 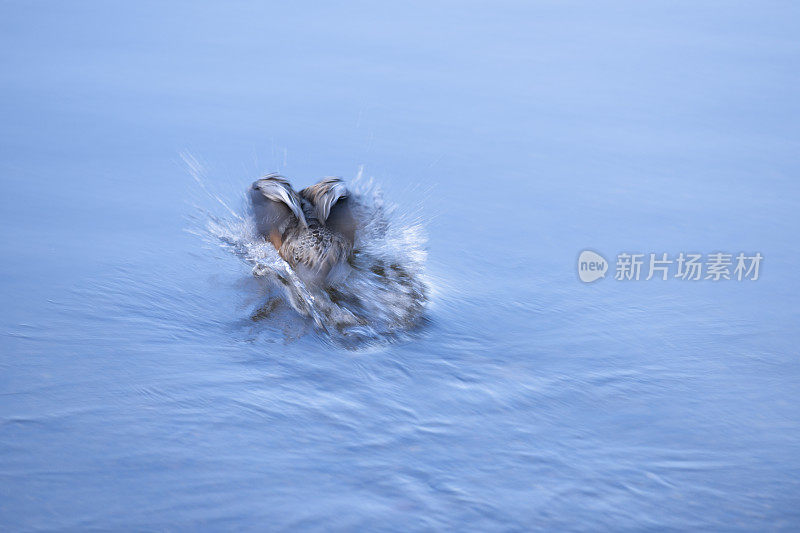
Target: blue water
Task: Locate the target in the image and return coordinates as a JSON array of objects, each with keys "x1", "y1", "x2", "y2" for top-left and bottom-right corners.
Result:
[{"x1": 2, "y1": 1, "x2": 800, "y2": 530}]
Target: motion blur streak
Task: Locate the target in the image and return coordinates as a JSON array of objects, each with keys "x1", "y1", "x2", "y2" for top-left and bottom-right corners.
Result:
[{"x1": 1, "y1": 1, "x2": 799, "y2": 530}]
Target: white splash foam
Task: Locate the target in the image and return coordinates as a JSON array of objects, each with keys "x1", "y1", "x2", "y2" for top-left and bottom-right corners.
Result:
[{"x1": 186, "y1": 157, "x2": 429, "y2": 342}]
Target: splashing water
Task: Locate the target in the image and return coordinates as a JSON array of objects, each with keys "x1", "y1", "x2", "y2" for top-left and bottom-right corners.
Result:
[{"x1": 185, "y1": 155, "x2": 428, "y2": 342}]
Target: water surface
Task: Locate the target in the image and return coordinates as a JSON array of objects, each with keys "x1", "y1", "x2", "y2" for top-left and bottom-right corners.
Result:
[{"x1": 1, "y1": 1, "x2": 799, "y2": 530}]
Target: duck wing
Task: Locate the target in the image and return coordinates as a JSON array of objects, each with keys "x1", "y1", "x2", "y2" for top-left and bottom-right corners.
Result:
[
  {"x1": 300, "y1": 177, "x2": 356, "y2": 245},
  {"x1": 250, "y1": 175, "x2": 307, "y2": 248}
]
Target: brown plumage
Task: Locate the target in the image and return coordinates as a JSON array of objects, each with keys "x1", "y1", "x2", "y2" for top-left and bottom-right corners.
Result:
[{"x1": 250, "y1": 175, "x2": 357, "y2": 285}]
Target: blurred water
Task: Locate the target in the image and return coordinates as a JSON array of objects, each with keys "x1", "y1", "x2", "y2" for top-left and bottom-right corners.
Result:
[{"x1": 1, "y1": 1, "x2": 800, "y2": 530}]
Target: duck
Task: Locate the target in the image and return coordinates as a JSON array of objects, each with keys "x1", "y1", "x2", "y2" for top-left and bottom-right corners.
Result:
[{"x1": 249, "y1": 175, "x2": 357, "y2": 286}]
